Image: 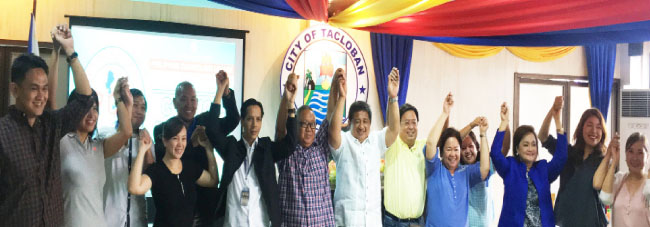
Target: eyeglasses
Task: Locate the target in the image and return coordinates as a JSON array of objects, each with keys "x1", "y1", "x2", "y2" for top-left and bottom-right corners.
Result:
[{"x1": 299, "y1": 121, "x2": 317, "y2": 130}]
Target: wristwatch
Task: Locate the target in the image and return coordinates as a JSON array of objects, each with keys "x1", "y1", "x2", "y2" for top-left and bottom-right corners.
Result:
[
  {"x1": 288, "y1": 108, "x2": 296, "y2": 114},
  {"x1": 66, "y1": 52, "x2": 78, "y2": 63}
]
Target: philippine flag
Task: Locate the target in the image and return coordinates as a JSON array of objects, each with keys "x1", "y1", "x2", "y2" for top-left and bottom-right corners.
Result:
[{"x1": 27, "y1": 12, "x2": 39, "y2": 56}]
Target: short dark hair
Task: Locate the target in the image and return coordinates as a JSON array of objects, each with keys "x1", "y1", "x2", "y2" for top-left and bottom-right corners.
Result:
[
  {"x1": 162, "y1": 117, "x2": 186, "y2": 140},
  {"x1": 513, "y1": 125, "x2": 538, "y2": 161},
  {"x1": 348, "y1": 101, "x2": 372, "y2": 122},
  {"x1": 241, "y1": 98, "x2": 264, "y2": 120},
  {"x1": 437, "y1": 127, "x2": 462, "y2": 156},
  {"x1": 130, "y1": 88, "x2": 147, "y2": 111},
  {"x1": 399, "y1": 103, "x2": 419, "y2": 121},
  {"x1": 11, "y1": 53, "x2": 48, "y2": 84},
  {"x1": 626, "y1": 132, "x2": 648, "y2": 152},
  {"x1": 460, "y1": 131, "x2": 480, "y2": 165},
  {"x1": 68, "y1": 89, "x2": 99, "y2": 137}
]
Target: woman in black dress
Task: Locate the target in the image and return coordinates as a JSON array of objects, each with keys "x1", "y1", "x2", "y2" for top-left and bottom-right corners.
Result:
[{"x1": 128, "y1": 117, "x2": 219, "y2": 226}]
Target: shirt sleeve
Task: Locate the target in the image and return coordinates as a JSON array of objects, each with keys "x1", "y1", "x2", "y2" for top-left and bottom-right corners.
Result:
[
  {"x1": 190, "y1": 160, "x2": 204, "y2": 182},
  {"x1": 330, "y1": 132, "x2": 347, "y2": 161},
  {"x1": 542, "y1": 135, "x2": 558, "y2": 155},
  {"x1": 467, "y1": 162, "x2": 483, "y2": 187},
  {"x1": 374, "y1": 127, "x2": 388, "y2": 157},
  {"x1": 490, "y1": 130, "x2": 511, "y2": 178},
  {"x1": 316, "y1": 119, "x2": 330, "y2": 155},
  {"x1": 547, "y1": 133, "x2": 568, "y2": 182},
  {"x1": 424, "y1": 146, "x2": 440, "y2": 178},
  {"x1": 599, "y1": 190, "x2": 613, "y2": 206},
  {"x1": 144, "y1": 164, "x2": 159, "y2": 186}
]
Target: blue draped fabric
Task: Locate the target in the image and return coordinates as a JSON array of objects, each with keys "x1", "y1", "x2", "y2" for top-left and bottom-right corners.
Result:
[
  {"x1": 415, "y1": 20, "x2": 650, "y2": 47},
  {"x1": 585, "y1": 44, "x2": 616, "y2": 120},
  {"x1": 209, "y1": 0, "x2": 302, "y2": 19},
  {"x1": 370, "y1": 32, "x2": 413, "y2": 123}
]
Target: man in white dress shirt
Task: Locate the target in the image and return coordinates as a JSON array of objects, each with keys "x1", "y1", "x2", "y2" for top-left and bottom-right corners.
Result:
[
  {"x1": 103, "y1": 88, "x2": 155, "y2": 227},
  {"x1": 329, "y1": 67, "x2": 401, "y2": 227}
]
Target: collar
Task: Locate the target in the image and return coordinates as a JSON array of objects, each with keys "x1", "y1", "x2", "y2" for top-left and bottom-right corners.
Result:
[
  {"x1": 244, "y1": 137, "x2": 258, "y2": 151},
  {"x1": 8, "y1": 105, "x2": 43, "y2": 126}
]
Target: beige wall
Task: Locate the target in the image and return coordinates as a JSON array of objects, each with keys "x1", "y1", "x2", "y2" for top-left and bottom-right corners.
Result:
[
  {"x1": 408, "y1": 41, "x2": 589, "y2": 140},
  {"x1": 2, "y1": 0, "x2": 597, "y2": 139}
]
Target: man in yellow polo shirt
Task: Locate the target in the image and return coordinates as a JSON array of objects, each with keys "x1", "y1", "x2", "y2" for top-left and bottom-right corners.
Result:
[{"x1": 383, "y1": 103, "x2": 426, "y2": 226}]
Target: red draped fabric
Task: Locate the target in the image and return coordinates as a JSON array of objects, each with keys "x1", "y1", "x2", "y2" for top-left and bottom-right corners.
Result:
[
  {"x1": 285, "y1": 0, "x2": 329, "y2": 22},
  {"x1": 360, "y1": 0, "x2": 650, "y2": 37}
]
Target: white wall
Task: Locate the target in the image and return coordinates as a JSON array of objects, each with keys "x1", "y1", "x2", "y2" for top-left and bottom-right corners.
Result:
[{"x1": 405, "y1": 41, "x2": 588, "y2": 139}]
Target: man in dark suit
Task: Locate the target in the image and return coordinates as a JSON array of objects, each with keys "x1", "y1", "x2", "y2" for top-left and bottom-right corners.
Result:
[
  {"x1": 210, "y1": 73, "x2": 299, "y2": 227},
  {"x1": 153, "y1": 70, "x2": 239, "y2": 227}
]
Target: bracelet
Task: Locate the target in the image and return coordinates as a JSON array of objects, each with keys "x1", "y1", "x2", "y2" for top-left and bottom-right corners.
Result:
[
  {"x1": 66, "y1": 52, "x2": 78, "y2": 63},
  {"x1": 389, "y1": 97, "x2": 398, "y2": 103},
  {"x1": 480, "y1": 134, "x2": 486, "y2": 138}
]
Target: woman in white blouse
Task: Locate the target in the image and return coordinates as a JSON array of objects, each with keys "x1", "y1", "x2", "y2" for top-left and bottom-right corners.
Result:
[{"x1": 594, "y1": 132, "x2": 650, "y2": 227}]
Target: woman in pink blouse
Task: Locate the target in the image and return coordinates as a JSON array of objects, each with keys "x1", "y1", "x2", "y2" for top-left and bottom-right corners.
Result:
[{"x1": 594, "y1": 132, "x2": 650, "y2": 227}]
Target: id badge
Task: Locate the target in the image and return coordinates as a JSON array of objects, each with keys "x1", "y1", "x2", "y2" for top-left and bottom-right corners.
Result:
[{"x1": 240, "y1": 187, "x2": 250, "y2": 206}]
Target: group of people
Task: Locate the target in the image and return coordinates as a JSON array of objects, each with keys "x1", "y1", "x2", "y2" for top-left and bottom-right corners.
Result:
[{"x1": 1, "y1": 23, "x2": 649, "y2": 227}]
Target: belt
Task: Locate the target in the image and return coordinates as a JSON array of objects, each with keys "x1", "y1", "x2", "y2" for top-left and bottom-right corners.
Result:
[{"x1": 385, "y1": 211, "x2": 420, "y2": 223}]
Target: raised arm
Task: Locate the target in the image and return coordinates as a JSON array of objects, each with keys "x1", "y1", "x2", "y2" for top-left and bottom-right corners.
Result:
[
  {"x1": 491, "y1": 103, "x2": 511, "y2": 177},
  {"x1": 460, "y1": 117, "x2": 481, "y2": 139},
  {"x1": 547, "y1": 100, "x2": 568, "y2": 181},
  {"x1": 54, "y1": 24, "x2": 91, "y2": 96},
  {"x1": 598, "y1": 134, "x2": 620, "y2": 193},
  {"x1": 593, "y1": 148, "x2": 613, "y2": 190},
  {"x1": 328, "y1": 69, "x2": 346, "y2": 149},
  {"x1": 272, "y1": 73, "x2": 299, "y2": 161},
  {"x1": 276, "y1": 73, "x2": 299, "y2": 140},
  {"x1": 193, "y1": 126, "x2": 219, "y2": 187},
  {"x1": 104, "y1": 78, "x2": 134, "y2": 158},
  {"x1": 385, "y1": 67, "x2": 401, "y2": 147},
  {"x1": 539, "y1": 96, "x2": 562, "y2": 143},
  {"x1": 425, "y1": 93, "x2": 453, "y2": 160},
  {"x1": 478, "y1": 117, "x2": 490, "y2": 180},
  {"x1": 128, "y1": 130, "x2": 153, "y2": 195},
  {"x1": 502, "y1": 125, "x2": 511, "y2": 156},
  {"x1": 47, "y1": 25, "x2": 64, "y2": 110}
]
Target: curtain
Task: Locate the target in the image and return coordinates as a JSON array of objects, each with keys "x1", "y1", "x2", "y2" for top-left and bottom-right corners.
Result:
[
  {"x1": 360, "y1": 0, "x2": 650, "y2": 37},
  {"x1": 329, "y1": 0, "x2": 449, "y2": 28},
  {"x1": 209, "y1": 0, "x2": 302, "y2": 19},
  {"x1": 585, "y1": 44, "x2": 617, "y2": 120},
  {"x1": 370, "y1": 32, "x2": 414, "y2": 123},
  {"x1": 285, "y1": 0, "x2": 328, "y2": 22}
]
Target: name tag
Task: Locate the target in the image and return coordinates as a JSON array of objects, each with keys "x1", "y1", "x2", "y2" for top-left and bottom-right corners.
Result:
[{"x1": 241, "y1": 187, "x2": 250, "y2": 206}]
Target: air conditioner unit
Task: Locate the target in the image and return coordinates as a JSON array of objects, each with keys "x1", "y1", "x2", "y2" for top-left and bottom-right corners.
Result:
[{"x1": 619, "y1": 89, "x2": 650, "y2": 172}]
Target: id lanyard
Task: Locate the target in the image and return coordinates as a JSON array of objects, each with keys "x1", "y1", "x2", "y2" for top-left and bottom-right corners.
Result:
[
  {"x1": 241, "y1": 150, "x2": 253, "y2": 206},
  {"x1": 126, "y1": 139, "x2": 132, "y2": 227}
]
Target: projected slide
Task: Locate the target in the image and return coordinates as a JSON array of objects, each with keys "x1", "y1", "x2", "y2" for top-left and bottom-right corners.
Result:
[{"x1": 69, "y1": 25, "x2": 243, "y2": 138}]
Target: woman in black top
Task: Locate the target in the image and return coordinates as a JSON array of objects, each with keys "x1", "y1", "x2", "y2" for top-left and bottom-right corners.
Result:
[
  {"x1": 128, "y1": 117, "x2": 219, "y2": 226},
  {"x1": 538, "y1": 98, "x2": 612, "y2": 227}
]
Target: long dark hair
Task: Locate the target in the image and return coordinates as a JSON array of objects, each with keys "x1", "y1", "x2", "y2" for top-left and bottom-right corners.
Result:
[
  {"x1": 512, "y1": 125, "x2": 538, "y2": 163},
  {"x1": 573, "y1": 108, "x2": 607, "y2": 157}
]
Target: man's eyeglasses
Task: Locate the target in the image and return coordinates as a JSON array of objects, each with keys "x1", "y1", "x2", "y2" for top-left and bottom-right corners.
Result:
[{"x1": 299, "y1": 121, "x2": 317, "y2": 130}]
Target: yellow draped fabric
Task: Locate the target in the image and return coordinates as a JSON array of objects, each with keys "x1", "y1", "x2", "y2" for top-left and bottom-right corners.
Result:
[
  {"x1": 433, "y1": 43, "x2": 576, "y2": 62},
  {"x1": 506, "y1": 46, "x2": 576, "y2": 62},
  {"x1": 433, "y1": 43, "x2": 504, "y2": 59},
  {"x1": 329, "y1": 0, "x2": 450, "y2": 28}
]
